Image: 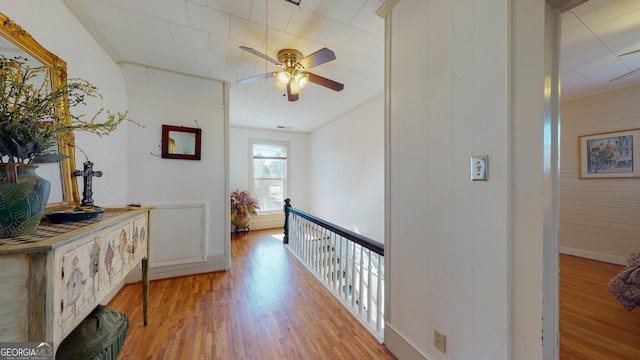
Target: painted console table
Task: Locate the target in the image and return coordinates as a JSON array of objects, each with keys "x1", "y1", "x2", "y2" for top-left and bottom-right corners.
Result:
[{"x1": 0, "y1": 208, "x2": 151, "y2": 353}]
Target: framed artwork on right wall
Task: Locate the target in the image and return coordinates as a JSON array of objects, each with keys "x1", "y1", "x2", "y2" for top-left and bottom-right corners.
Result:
[{"x1": 579, "y1": 129, "x2": 640, "y2": 178}]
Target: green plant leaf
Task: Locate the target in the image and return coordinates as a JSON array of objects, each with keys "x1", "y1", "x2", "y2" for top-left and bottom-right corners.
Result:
[{"x1": 32, "y1": 153, "x2": 70, "y2": 163}]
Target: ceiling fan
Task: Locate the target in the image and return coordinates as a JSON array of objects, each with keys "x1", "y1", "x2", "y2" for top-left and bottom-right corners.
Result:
[
  {"x1": 610, "y1": 49, "x2": 640, "y2": 82},
  {"x1": 237, "y1": 46, "x2": 344, "y2": 101}
]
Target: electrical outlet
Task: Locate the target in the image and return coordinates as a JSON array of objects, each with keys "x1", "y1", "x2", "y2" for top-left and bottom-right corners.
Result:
[{"x1": 434, "y1": 328, "x2": 446, "y2": 353}]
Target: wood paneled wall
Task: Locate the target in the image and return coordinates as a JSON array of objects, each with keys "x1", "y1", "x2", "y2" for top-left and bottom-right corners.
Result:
[{"x1": 561, "y1": 84, "x2": 640, "y2": 263}]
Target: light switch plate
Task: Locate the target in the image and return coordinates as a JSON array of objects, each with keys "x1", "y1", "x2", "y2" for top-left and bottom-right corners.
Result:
[{"x1": 471, "y1": 155, "x2": 488, "y2": 181}]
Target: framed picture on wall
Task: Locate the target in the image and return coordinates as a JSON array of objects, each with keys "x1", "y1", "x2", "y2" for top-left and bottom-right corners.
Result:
[{"x1": 579, "y1": 129, "x2": 640, "y2": 178}]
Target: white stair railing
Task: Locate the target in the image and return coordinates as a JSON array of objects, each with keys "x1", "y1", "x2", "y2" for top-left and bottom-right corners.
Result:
[{"x1": 283, "y1": 199, "x2": 384, "y2": 342}]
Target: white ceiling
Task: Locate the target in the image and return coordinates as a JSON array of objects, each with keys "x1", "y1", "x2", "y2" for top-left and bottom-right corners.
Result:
[
  {"x1": 63, "y1": 0, "x2": 385, "y2": 133},
  {"x1": 60, "y1": 0, "x2": 640, "y2": 132},
  {"x1": 561, "y1": 0, "x2": 640, "y2": 100}
]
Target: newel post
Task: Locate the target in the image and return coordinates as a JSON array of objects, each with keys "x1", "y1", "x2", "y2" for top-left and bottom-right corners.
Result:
[{"x1": 283, "y1": 198, "x2": 291, "y2": 244}]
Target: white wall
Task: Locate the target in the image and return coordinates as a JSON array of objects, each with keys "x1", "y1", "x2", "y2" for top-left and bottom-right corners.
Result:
[
  {"x1": 123, "y1": 64, "x2": 227, "y2": 269},
  {"x1": 229, "y1": 127, "x2": 310, "y2": 229},
  {"x1": 308, "y1": 93, "x2": 384, "y2": 242},
  {"x1": 560, "y1": 84, "x2": 640, "y2": 264},
  {"x1": 3, "y1": 2, "x2": 130, "y2": 206},
  {"x1": 228, "y1": 93, "x2": 384, "y2": 241},
  {"x1": 384, "y1": 0, "x2": 551, "y2": 359}
]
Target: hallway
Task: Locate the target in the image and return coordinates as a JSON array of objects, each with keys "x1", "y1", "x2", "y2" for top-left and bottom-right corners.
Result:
[{"x1": 109, "y1": 229, "x2": 395, "y2": 359}]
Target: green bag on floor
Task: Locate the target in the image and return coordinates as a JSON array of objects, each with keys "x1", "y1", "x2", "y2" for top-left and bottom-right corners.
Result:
[{"x1": 56, "y1": 305, "x2": 129, "y2": 360}]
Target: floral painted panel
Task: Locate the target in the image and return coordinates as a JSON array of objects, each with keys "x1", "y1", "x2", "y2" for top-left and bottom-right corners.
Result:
[
  {"x1": 131, "y1": 216, "x2": 147, "y2": 262},
  {"x1": 102, "y1": 223, "x2": 131, "y2": 285},
  {"x1": 60, "y1": 238, "x2": 101, "y2": 323}
]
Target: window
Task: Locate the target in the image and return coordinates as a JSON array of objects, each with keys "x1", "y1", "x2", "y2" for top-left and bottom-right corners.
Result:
[{"x1": 250, "y1": 141, "x2": 289, "y2": 213}]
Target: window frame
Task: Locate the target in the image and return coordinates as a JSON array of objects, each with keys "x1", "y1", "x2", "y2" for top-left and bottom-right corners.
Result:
[{"x1": 248, "y1": 139, "x2": 290, "y2": 214}]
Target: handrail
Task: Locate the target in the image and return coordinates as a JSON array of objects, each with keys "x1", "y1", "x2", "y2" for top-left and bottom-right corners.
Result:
[
  {"x1": 283, "y1": 198, "x2": 385, "y2": 341},
  {"x1": 283, "y1": 198, "x2": 384, "y2": 255}
]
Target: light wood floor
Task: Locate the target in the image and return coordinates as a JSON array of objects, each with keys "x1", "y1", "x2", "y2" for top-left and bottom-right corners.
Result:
[
  {"x1": 108, "y1": 229, "x2": 396, "y2": 360},
  {"x1": 109, "y1": 232, "x2": 640, "y2": 359},
  {"x1": 560, "y1": 254, "x2": 640, "y2": 359}
]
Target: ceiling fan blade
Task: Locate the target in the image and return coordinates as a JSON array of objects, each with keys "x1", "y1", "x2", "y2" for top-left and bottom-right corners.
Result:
[
  {"x1": 239, "y1": 46, "x2": 280, "y2": 65},
  {"x1": 298, "y1": 47, "x2": 336, "y2": 69},
  {"x1": 305, "y1": 72, "x2": 344, "y2": 92},
  {"x1": 609, "y1": 67, "x2": 640, "y2": 82},
  {"x1": 237, "y1": 72, "x2": 275, "y2": 85},
  {"x1": 287, "y1": 82, "x2": 299, "y2": 102},
  {"x1": 619, "y1": 49, "x2": 640, "y2": 57}
]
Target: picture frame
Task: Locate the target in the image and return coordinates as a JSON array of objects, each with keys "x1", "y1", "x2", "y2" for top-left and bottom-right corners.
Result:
[
  {"x1": 161, "y1": 124, "x2": 202, "y2": 160},
  {"x1": 579, "y1": 129, "x2": 640, "y2": 178}
]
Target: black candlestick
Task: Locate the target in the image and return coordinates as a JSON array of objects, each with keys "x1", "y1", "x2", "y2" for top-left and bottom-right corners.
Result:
[{"x1": 72, "y1": 161, "x2": 103, "y2": 206}]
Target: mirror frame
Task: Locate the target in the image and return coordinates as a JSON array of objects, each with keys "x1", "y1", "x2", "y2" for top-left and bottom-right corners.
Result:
[
  {"x1": 0, "y1": 12, "x2": 80, "y2": 209},
  {"x1": 161, "y1": 124, "x2": 202, "y2": 160}
]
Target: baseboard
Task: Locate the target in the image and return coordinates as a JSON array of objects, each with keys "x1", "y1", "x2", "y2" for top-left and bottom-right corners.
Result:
[
  {"x1": 234, "y1": 213, "x2": 284, "y2": 232},
  {"x1": 124, "y1": 253, "x2": 227, "y2": 283},
  {"x1": 384, "y1": 323, "x2": 428, "y2": 360},
  {"x1": 559, "y1": 246, "x2": 627, "y2": 265},
  {"x1": 102, "y1": 281, "x2": 125, "y2": 305}
]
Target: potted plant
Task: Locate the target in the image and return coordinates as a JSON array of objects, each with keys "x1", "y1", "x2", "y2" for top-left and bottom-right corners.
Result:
[
  {"x1": 0, "y1": 55, "x2": 134, "y2": 237},
  {"x1": 230, "y1": 190, "x2": 260, "y2": 231}
]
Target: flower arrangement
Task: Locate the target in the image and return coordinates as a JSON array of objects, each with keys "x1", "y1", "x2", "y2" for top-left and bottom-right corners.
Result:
[
  {"x1": 0, "y1": 55, "x2": 136, "y2": 181},
  {"x1": 230, "y1": 190, "x2": 260, "y2": 224}
]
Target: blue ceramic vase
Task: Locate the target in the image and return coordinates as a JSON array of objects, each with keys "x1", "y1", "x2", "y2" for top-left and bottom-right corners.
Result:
[{"x1": 0, "y1": 164, "x2": 51, "y2": 238}]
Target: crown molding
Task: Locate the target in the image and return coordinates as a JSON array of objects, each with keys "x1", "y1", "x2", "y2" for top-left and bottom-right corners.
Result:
[
  {"x1": 376, "y1": 0, "x2": 400, "y2": 18},
  {"x1": 61, "y1": 0, "x2": 123, "y2": 63}
]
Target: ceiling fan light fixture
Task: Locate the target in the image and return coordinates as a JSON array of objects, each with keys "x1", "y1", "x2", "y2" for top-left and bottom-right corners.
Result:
[
  {"x1": 296, "y1": 73, "x2": 309, "y2": 89},
  {"x1": 238, "y1": 46, "x2": 344, "y2": 101},
  {"x1": 276, "y1": 71, "x2": 290, "y2": 85},
  {"x1": 275, "y1": 81, "x2": 286, "y2": 92},
  {"x1": 289, "y1": 78, "x2": 302, "y2": 95}
]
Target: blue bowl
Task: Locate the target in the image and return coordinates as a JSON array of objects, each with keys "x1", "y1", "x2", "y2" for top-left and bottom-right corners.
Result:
[{"x1": 45, "y1": 207, "x2": 104, "y2": 223}]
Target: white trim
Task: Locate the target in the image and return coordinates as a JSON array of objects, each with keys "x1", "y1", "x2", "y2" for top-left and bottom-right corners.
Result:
[
  {"x1": 147, "y1": 201, "x2": 208, "y2": 267},
  {"x1": 382, "y1": 1, "x2": 393, "y2": 343},
  {"x1": 542, "y1": 5, "x2": 562, "y2": 359},
  {"x1": 224, "y1": 81, "x2": 231, "y2": 270},
  {"x1": 384, "y1": 323, "x2": 428, "y2": 360},
  {"x1": 559, "y1": 246, "x2": 627, "y2": 266},
  {"x1": 248, "y1": 139, "x2": 290, "y2": 212},
  {"x1": 376, "y1": 0, "x2": 400, "y2": 18},
  {"x1": 125, "y1": 253, "x2": 227, "y2": 282},
  {"x1": 242, "y1": 212, "x2": 285, "y2": 232},
  {"x1": 61, "y1": 0, "x2": 123, "y2": 63}
]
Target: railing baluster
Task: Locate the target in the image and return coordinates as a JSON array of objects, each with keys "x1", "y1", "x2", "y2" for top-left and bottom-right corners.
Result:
[
  {"x1": 350, "y1": 241, "x2": 356, "y2": 309},
  {"x1": 331, "y1": 233, "x2": 337, "y2": 291},
  {"x1": 314, "y1": 223, "x2": 320, "y2": 273},
  {"x1": 367, "y1": 248, "x2": 373, "y2": 323},
  {"x1": 321, "y1": 227, "x2": 327, "y2": 281},
  {"x1": 338, "y1": 235, "x2": 344, "y2": 296},
  {"x1": 376, "y1": 253, "x2": 383, "y2": 332},
  {"x1": 282, "y1": 200, "x2": 384, "y2": 342},
  {"x1": 343, "y1": 236, "x2": 349, "y2": 303},
  {"x1": 358, "y1": 244, "x2": 364, "y2": 315}
]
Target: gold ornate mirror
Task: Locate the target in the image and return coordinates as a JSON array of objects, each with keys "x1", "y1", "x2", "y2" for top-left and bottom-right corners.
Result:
[{"x1": 0, "y1": 12, "x2": 80, "y2": 209}]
